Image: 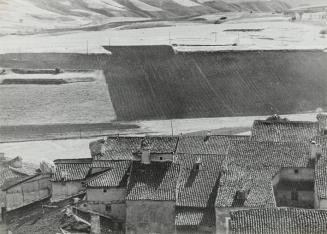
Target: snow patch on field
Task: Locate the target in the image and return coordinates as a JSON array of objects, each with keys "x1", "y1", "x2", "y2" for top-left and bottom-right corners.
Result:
[
  {"x1": 0, "y1": 112, "x2": 320, "y2": 164},
  {"x1": 172, "y1": 0, "x2": 200, "y2": 7},
  {"x1": 129, "y1": 0, "x2": 162, "y2": 11},
  {"x1": 0, "y1": 16, "x2": 326, "y2": 54}
]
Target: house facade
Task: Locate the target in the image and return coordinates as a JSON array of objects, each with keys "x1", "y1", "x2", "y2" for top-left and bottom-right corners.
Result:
[{"x1": 51, "y1": 158, "x2": 92, "y2": 202}]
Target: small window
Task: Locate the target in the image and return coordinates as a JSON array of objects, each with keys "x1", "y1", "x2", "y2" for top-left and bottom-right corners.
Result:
[
  {"x1": 195, "y1": 164, "x2": 200, "y2": 170},
  {"x1": 103, "y1": 189, "x2": 107, "y2": 193},
  {"x1": 294, "y1": 169, "x2": 299, "y2": 174},
  {"x1": 324, "y1": 129, "x2": 327, "y2": 135},
  {"x1": 159, "y1": 157, "x2": 163, "y2": 160},
  {"x1": 105, "y1": 204, "x2": 112, "y2": 212},
  {"x1": 291, "y1": 191, "x2": 298, "y2": 201}
]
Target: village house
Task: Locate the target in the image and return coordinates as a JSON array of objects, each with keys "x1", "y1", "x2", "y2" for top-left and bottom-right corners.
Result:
[
  {"x1": 2, "y1": 173, "x2": 51, "y2": 212},
  {"x1": 0, "y1": 154, "x2": 38, "y2": 222},
  {"x1": 125, "y1": 161, "x2": 180, "y2": 234},
  {"x1": 229, "y1": 207, "x2": 327, "y2": 234},
  {"x1": 214, "y1": 140, "x2": 314, "y2": 234},
  {"x1": 175, "y1": 153, "x2": 225, "y2": 234},
  {"x1": 83, "y1": 161, "x2": 131, "y2": 223},
  {"x1": 90, "y1": 136, "x2": 143, "y2": 161},
  {"x1": 51, "y1": 158, "x2": 92, "y2": 202},
  {"x1": 176, "y1": 134, "x2": 249, "y2": 155},
  {"x1": 251, "y1": 119, "x2": 319, "y2": 143},
  {"x1": 132, "y1": 136, "x2": 179, "y2": 162}
]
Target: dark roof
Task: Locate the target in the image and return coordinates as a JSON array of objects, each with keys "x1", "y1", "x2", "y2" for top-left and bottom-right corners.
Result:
[
  {"x1": 126, "y1": 161, "x2": 180, "y2": 201},
  {"x1": 93, "y1": 137, "x2": 143, "y2": 161},
  {"x1": 216, "y1": 140, "x2": 311, "y2": 208},
  {"x1": 91, "y1": 160, "x2": 116, "y2": 168},
  {"x1": 176, "y1": 135, "x2": 249, "y2": 155},
  {"x1": 230, "y1": 208, "x2": 327, "y2": 234},
  {"x1": 176, "y1": 154, "x2": 224, "y2": 208},
  {"x1": 134, "y1": 136, "x2": 179, "y2": 154},
  {"x1": 86, "y1": 161, "x2": 130, "y2": 188},
  {"x1": 251, "y1": 120, "x2": 319, "y2": 143},
  {"x1": 315, "y1": 154, "x2": 327, "y2": 199},
  {"x1": 52, "y1": 158, "x2": 92, "y2": 182},
  {"x1": 175, "y1": 207, "x2": 215, "y2": 227}
]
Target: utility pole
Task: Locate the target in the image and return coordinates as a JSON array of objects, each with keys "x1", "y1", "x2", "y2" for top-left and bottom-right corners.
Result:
[
  {"x1": 86, "y1": 40, "x2": 89, "y2": 55},
  {"x1": 170, "y1": 119, "x2": 174, "y2": 136}
]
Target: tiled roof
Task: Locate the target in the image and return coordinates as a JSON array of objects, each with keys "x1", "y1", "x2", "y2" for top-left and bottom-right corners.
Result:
[
  {"x1": 52, "y1": 158, "x2": 92, "y2": 182},
  {"x1": 0, "y1": 168, "x2": 25, "y2": 187},
  {"x1": 86, "y1": 161, "x2": 131, "y2": 188},
  {"x1": 93, "y1": 137, "x2": 143, "y2": 161},
  {"x1": 91, "y1": 160, "x2": 115, "y2": 168},
  {"x1": 251, "y1": 120, "x2": 319, "y2": 143},
  {"x1": 126, "y1": 161, "x2": 180, "y2": 201},
  {"x1": 176, "y1": 135, "x2": 249, "y2": 155},
  {"x1": 230, "y1": 208, "x2": 327, "y2": 234},
  {"x1": 315, "y1": 154, "x2": 327, "y2": 199},
  {"x1": 175, "y1": 207, "x2": 215, "y2": 227},
  {"x1": 134, "y1": 136, "x2": 179, "y2": 154},
  {"x1": 9, "y1": 163, "x2": 38, "y2": 176},
  {"x1": 216, "y1": 140, "x2": 311, "y2": 208},
  {"x1": 176, "y1": 154, "x2": 224, "y2": 208}
]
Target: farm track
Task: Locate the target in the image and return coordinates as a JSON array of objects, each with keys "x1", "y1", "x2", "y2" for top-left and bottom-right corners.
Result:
[{"x1": 0, "y1": 47, "x2": 326, "y2": 122}]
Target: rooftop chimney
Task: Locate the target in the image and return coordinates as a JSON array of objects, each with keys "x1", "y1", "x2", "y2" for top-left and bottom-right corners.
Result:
[
  {"x1": 310, "y1": 140, "x2": 322, "y2": 161},
  {"x1": 204, "y1": 131, "x2": 211, "y2": 142},
  {"x1": 140, "y1": 138, "x2": 151, "y2": 164}
]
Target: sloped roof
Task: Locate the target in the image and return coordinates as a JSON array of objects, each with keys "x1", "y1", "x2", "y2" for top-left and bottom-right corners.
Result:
[
  {"x1": 91, "y1": 160, "x2": 115, "y2": 169},
  {"x1": 176, "y1": 154, "x2": 224, "y2": 208},
  {"x1": 175, "y1": 207, "x2": 215, "y2": 227},
  {"x1": 251, "y1": 120, "x2": 319, "y2": 143},
  {"x1": 134, "y1": 136, "x2": 179, "y2": 154},
  {"x1": 230, "y1": 208, "x2": 327, "y2": 234},
  {"x1": 315, "y1": 154, "x2": 327, "y2": 199},
  {"x1": 52, "y1": 158, "x2": 92, "y2": 182},
  {"x1": 86, "y1": 161, "x2": 130, "y2": 188},
  {"x1": 93, "y1": 137, "x2": 143, "y2": 161},
  {"x1": 216, "y1": 140, "x2": 311, "y2": 208},
  {"x1": 126, "y1": 161, "x2": 180, "y2": 201},
  {"x1": 2, "y1": 173, "x2": 49, "y2": 191},
  {"x1": 0, "y1": 168, "x2": 25, "y2": 188},
  {"x1": 176, "y1": 135, "x2": 249, "y2": 155}
]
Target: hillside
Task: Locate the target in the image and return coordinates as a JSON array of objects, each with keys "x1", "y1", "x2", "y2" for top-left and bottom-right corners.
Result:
[
  {"x1": 0, "y1": 49, "x2": 326, "y2": 121},
  {"x1": 0, "y1": 0, "x2": 291, "y2": 34}
]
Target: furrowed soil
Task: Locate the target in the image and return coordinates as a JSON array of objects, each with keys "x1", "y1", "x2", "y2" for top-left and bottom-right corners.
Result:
[{"x1": 0, "y1": 47, "x2": 326, "y2": 123}]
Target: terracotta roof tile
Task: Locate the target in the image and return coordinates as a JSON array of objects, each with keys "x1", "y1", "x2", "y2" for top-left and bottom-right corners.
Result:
[
  {"x1": 251, "y1": 120, "x2": 319, "y2": 143},
  {"x1": 176, "y1": 135, "x2": 249, "y2": 155},
  {"x1": 175, "y1": 207, "x2": 215, "y2": 227},
  {"x1": 86, "y1": 161, "x2": 130, "y2": 188},
  {"x1": 216, "y1": 141, "x2": 311, "y2": 208},
  {"x1": 52, "y1": 158, "x2": 92, "y2": 182},
  {"x1": 134, "y1": 136, "x2": 179, "y2": 154},
  {"x1": 230, "y1": 208, "x2": 327, "y2": 234},
  {"x1": 126, "y1": 161, "x2": 180, "y2": 201},
  {"x1": 176, "y1": 154, "x2": 224, "y2": 208}
]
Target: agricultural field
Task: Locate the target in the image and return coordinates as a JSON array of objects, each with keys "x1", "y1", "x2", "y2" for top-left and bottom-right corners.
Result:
[{"x1": 0, "y1": 49, "x2": 327, "y2": 122}]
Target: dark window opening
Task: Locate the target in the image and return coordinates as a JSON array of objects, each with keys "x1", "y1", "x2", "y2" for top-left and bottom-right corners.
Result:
[
  {"x1": 195, "y1": 164, "x2": 200, "y2": 170},
  {"x1": 324, "y1": 129, "x2": 327, "y2": 135},
  {"x1": 105, "y1": 204, "x2": 112, "y2": 212},
  {"x1": 159, "y1": 157, "x2": 163, "y2": 160},
  {"x1": 294, "y1": 169, "x2": 299, "y2": 174},
  {"x1": 103, "y1": 189, "x2": 107, "y2": 193},
  {"x1": 291, "y1": 191, "x2": 298, "y2": 201}
]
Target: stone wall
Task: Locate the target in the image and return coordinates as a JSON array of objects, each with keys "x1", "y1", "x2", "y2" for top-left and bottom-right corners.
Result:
[
  {"x1": 51, "y1": 181, "x2": 82, "y2": 202},
  {"x1": 126, "y1": 200, "x2": 175, "y2": 234},
  {"x1": 6, "y1": 174, "x2": 51, "y2": 211}
]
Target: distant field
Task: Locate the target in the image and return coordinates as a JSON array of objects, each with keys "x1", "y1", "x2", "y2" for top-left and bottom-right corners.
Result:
[{"x1": 0, "y1": 48, "x2": 326, "y2": 122}]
